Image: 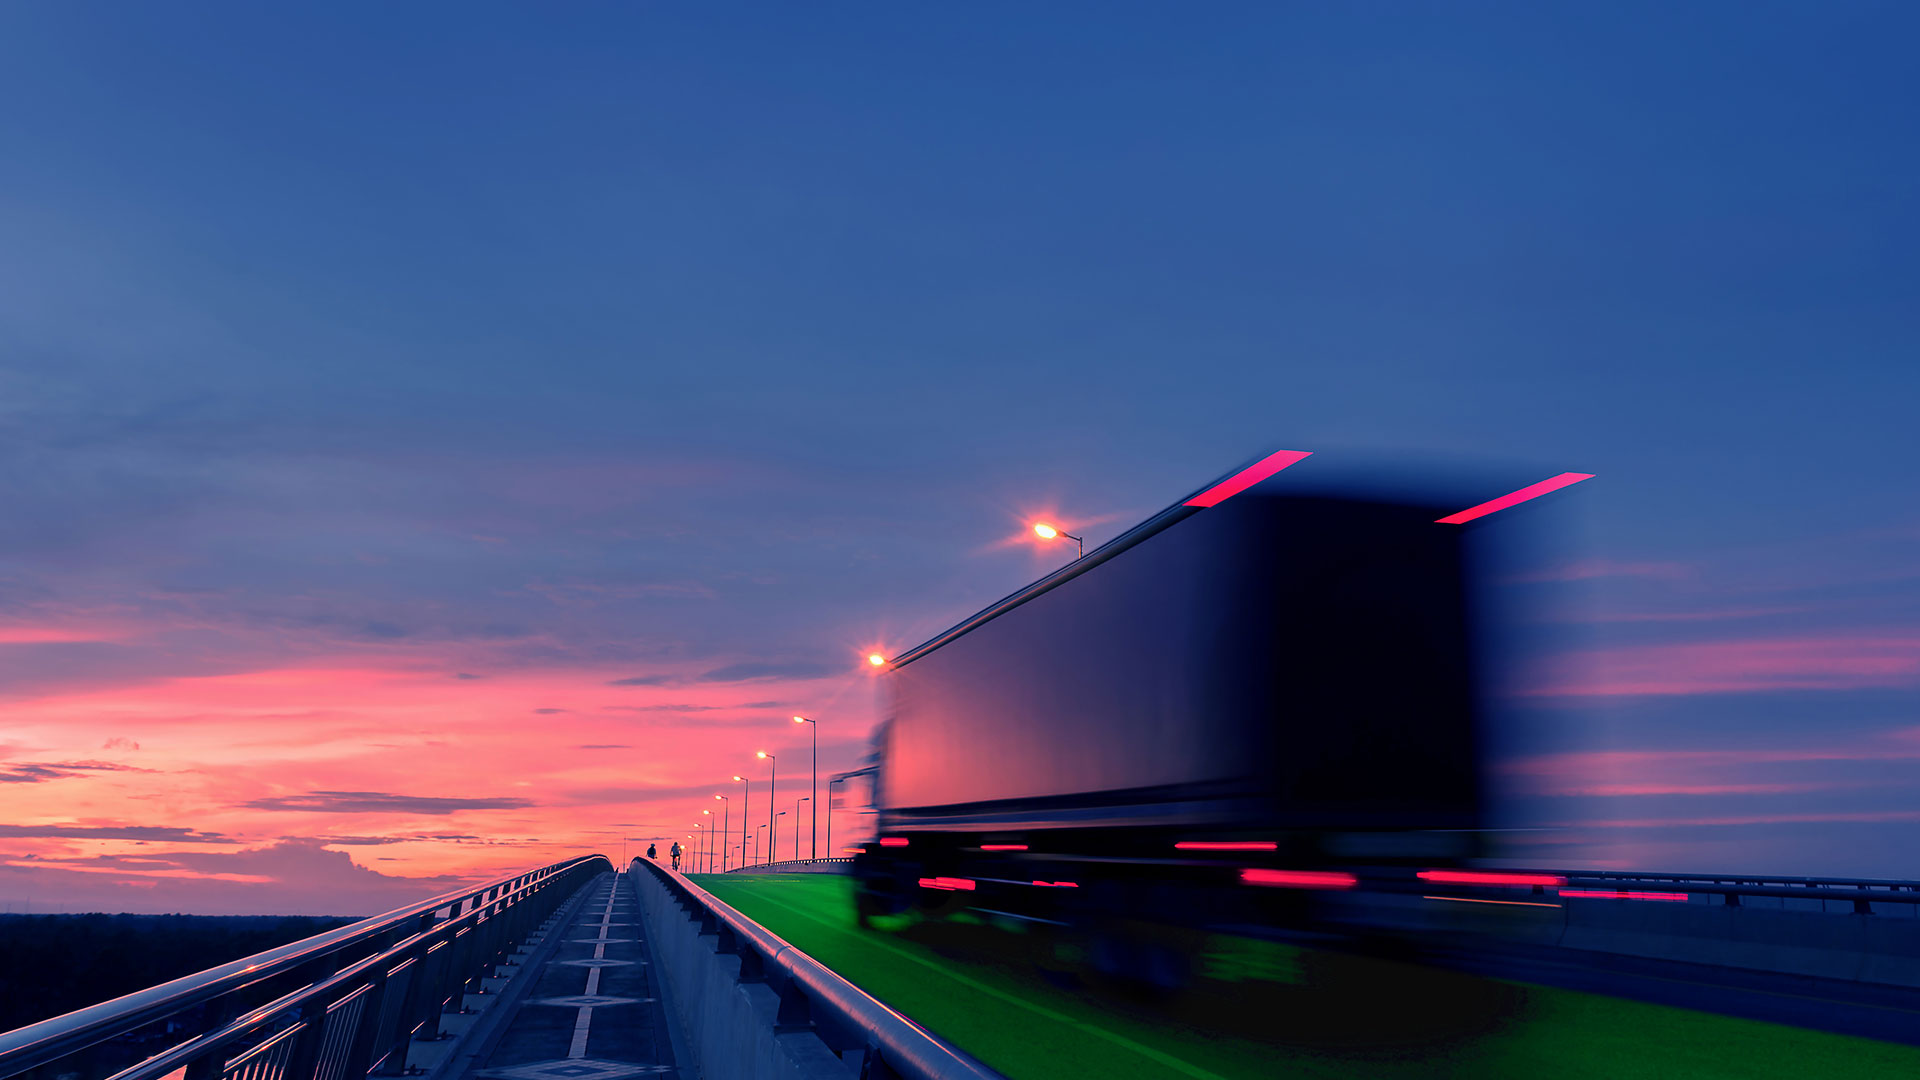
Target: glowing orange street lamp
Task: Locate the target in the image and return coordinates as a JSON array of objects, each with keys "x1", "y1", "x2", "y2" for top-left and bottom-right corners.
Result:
[
  {"x1": 794, "y1": 716, "x2": 819, "y2": 861},
  {"x1": 1033, "y1": 522, "x2": 1083, "y2": 559},
  {"x1": 757, "y1": 750, "x2": 776, "y2": 866},
  {"x1": 733, "y1": 775, "x2": 750, "y2": 869},
  {"x1": 867, "y1": 653, "x2": 886, "y2": 667}
]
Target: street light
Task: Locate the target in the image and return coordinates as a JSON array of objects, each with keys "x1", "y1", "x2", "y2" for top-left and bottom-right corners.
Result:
[
  {"x1": 757, "y1": 751, "x2": 777, "y2": 866},
  {"x1": 1033, "y1": 522, "x2": 1083, "y2": 558},
  {"x1": 827, "y1": 774, "x2": 853, "y2": 857},
  {"x1": 793, "y1": 716, "x2": 819, "y2": 860},
  {"x1": 732, "y1": 776, "x2": 750, "y2": 869},
  {"x1": 693, "y1": 821, "x2": 705, "y2": 874},
  {"x1": 714, "y1": 794, "x2": 730, "y2": 872},
  {"x1": 795, "y1": 798, "x2": 809, "y2": 863},
  {"x1": 867, "y1": 653, "x2": 886, "y2": 667},
  {"x1": 702, "y1": 810, "x2": 714, "y2": 872},
  {"x1": 755, "y1": 823, "x2": 766, "y2": 866},
  {"x1": 775, "y1": 810, "x2": 788, "y2": 863}
]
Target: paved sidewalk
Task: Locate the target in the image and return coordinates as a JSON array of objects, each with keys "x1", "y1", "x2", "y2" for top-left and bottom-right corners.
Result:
[{"x1": 459, "y1": 871, "x2": 686, "y2": 1080}]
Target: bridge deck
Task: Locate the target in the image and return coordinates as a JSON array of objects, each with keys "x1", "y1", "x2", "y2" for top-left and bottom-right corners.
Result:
[
  {"x1": 693, "y1": 872, "x2": 1920, "y2": 1080},
  {"x1": 455, "y1": 872, "x2": 685, "y2": 1080}
]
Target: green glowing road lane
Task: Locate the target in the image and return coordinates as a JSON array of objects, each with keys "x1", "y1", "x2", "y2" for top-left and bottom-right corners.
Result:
[{"x1": 688, "y1": 874, "x2": 1920, "y2": 1080}]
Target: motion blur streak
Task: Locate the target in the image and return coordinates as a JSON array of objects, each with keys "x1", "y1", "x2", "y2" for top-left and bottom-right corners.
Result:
[
  {"x1": 1435, "y1": 472, "x2": 1595, "y2": 524},
  {"x1": 1182, "y1": 450, "x2": 1313, "y2": 507},
  {"x1": 1031, "y1": 880, "x2": 1078, "y2": 888},
  {"x1": 1559, "y1": 889, "x2": 1691, "y2": 902},
  {"x1": 1175, "y1": 841, "x2": 1278, "y2": 851},
  {"x1": 1417, "y1": 870, "x2": 1567, "y2": 887},
  {"x1": 880, "y1": 837, "x2": 909, "y2": 847},
  {"x1": 979, "y1": 844, "x2": 1029, "y2": 851},
  {"x1": 1423, "y1": 895, "x2": 1563, "y2": 908},
  {"x1": 917, "y1": 876, "x2": 977, "y2": 891},
  {"x1": 1240, "y1": 869, "x2": 1358, "y2": 890}
]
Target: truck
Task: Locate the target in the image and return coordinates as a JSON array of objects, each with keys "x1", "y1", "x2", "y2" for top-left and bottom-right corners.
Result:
[{"x1": 851, "y1": 455, "x2": 1493, "y2": 981}]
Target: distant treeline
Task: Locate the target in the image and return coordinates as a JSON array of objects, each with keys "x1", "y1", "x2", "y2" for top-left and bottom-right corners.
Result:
[{"x1": 0, "y1": 912, "x2": 361, "y2": 1033}]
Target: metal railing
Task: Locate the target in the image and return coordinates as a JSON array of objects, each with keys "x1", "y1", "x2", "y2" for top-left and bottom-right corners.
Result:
[
  {"x1": 631, "y1": 857, "x2": 1004, "y2": 1080},
  {"x1": 723, "y1": 857, "x2": 853, "y2": 873},
  {"x1": 1544, "y1": 869, "x2": 1920, "y2": 915},
  {"x1": 0, "y1": 855, "x2": 610, "y2": 1080}
]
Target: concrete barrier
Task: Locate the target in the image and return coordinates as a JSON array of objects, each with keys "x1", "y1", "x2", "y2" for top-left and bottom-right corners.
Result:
[{"x1": 634, "y1": 862, "x2": 854, "y2": 1080}]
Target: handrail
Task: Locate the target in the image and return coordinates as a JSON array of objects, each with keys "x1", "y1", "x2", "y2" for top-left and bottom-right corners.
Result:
[
  {"x1": 1550, "y1": 869, "x2": 1920, "y2": 890},
  {"x1": 724, "y1": 857, "x2": 853, "y2": 873},
  {"x1": 632, "y1": 857, "x2": 1005, "y2": 1080},
  {"x1": 0, "y1": 854, "x2": 611, "y2": 1080}
]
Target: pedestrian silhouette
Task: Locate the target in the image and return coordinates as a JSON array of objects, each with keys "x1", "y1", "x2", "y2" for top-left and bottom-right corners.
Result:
[
  {"x1": 647, "y1": 843, "x2": 657, "y2": 861},
  {"x1": 670, "y1": 841, "x2": 682, "y2": 870}
]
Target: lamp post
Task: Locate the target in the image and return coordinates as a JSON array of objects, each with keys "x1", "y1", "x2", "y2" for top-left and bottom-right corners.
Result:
[
  {"x1": 732, "y1": 776, "x2": 750, "y2": 869},
  {"x1": 793, "y1": 716, "x2": 818, "y2": 860},
  {"x1": 714, "y1": 794, "x2": 729, "y2": 872},
  {"x1": 693, "y1": 821, "x2": 704, "y2": 874},
  {"x1": 703, "y1": 810, "x2": 715, "y2": 872},
  {"x1": 795, "y1": 798, "x2": 809, "y2": 862},
  {"x1": 1033, "y1": 522, "x2": 1083, "y2": 559},
  {"x1": 755, "y1": 824, "x2": 766, "y2": 866},
  {"x1": 757, "y1": 751, "x2": 777, "y2": 866},
  {"x1": 827, "y1": 775, "x2": 847, "y2": 857},
  {"x1": 775, "y1": 811, "x2": 788, "y2": 863}
]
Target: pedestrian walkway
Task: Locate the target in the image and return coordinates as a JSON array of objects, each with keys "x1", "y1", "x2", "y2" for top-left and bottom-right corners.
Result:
[{"x1": 459, "y1": 871, "x2": 684, "y2": 1080}]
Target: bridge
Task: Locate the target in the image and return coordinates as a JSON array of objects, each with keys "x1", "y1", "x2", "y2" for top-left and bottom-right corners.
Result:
[{"x1": 4, "y1": 856, "x2": 1920, "y2": 1080}]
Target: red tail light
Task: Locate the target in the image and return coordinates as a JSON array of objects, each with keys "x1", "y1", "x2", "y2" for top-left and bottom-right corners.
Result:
[
  {"x1": 1031, "y1": 880, "x2": 1079, "y2": 888},
  {"x1": 1417, "y1": 870, "x2": 1565, "y2": 887},
  {"x1": 917, "y1": 876, "x2": 976, "y2": 891},
  {"x1": 980, "y1": 844, "x2": 1028, "y2": 851},
  {"x1": 879, "y1": 837, "x2": 909, "y2": 848},
  {"x1": 1176, "y1": 841, "x2": 1278, "y2": 852},
  {"x1": 1241, "y1": 869, "x2": 1357, "y2": 890}
]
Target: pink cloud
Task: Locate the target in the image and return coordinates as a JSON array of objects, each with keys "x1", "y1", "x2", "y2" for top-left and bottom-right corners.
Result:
[
  {"x1": 1582, "y1": 606, "x2": 1807, "y2": 624},
  {"x1": 0, "y1": 652, "x2": 880, "y2": 909},
  {"x1": 1564, "y1": 809, "x2": 1920, "y2": 829},
  {"x1": 0, "y1": 625, "x2": 122, "y2": 644},
  {"x1": 1498, "y1": 741, "x2": 1920, "y2": 800},
  {"x1": 1506, "y1": 559, "x2": 1694, "y2": 584},
  {"x1": 1519, "y1": 635, "x2": 1920, "y2": 697}
]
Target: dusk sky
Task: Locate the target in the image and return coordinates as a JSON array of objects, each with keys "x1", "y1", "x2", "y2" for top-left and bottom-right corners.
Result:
[{"x1": 2, "y1": 4, "x2": 1915, "y2": 914}]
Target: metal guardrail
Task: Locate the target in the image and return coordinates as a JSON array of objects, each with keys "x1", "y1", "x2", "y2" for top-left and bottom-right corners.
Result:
[
  {"x1": 1544, "y1": 870, "x2": 1920, "y2": 915},
  {"x1": 631, "y1": 857, "x2": 1005, "y2": 1080},
  {"x1": 723, "y1": 858, "x2": 854, "y2": 873},
  {"x1": 0, "y1": 854, "x2": 611, "y2": 1080}
]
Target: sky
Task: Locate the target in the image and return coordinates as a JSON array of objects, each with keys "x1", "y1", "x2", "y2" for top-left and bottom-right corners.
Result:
[{"x1": 0, "y1": 3, "x2": 1915, "y2": 914}]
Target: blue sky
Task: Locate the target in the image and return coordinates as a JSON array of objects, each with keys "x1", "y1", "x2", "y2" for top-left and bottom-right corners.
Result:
[{"x1": 0, "y1": 3, "x2": 1916, "y2": 911}]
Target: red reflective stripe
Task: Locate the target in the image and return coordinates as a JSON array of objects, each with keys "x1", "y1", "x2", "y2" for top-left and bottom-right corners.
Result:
[
  {"x1": 1185, "y1": 451, "x2": 1313, "y2": 508},
  {"x1": 1241, "y1": 869, "x2": 1357, "y2": 890},
  {"x1": 1559, "y1": 889, "x2": 1690, "y2": 902},
  {"x1": 879, "y1": 837, "x2": 909, "y2": 847},
  {"x1": 1176, "y1": 841, "x2": 1279, "y2": 851},
  {"x1": 980, "y1": 844, "x2": 1028, "y2": 851},
  {"x1": 1417, "y1": 870, "x2": 1566, "y2": 887},
  {"x1": 1436, "y1": 473, "x2": 1594, "y2": 524}
]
